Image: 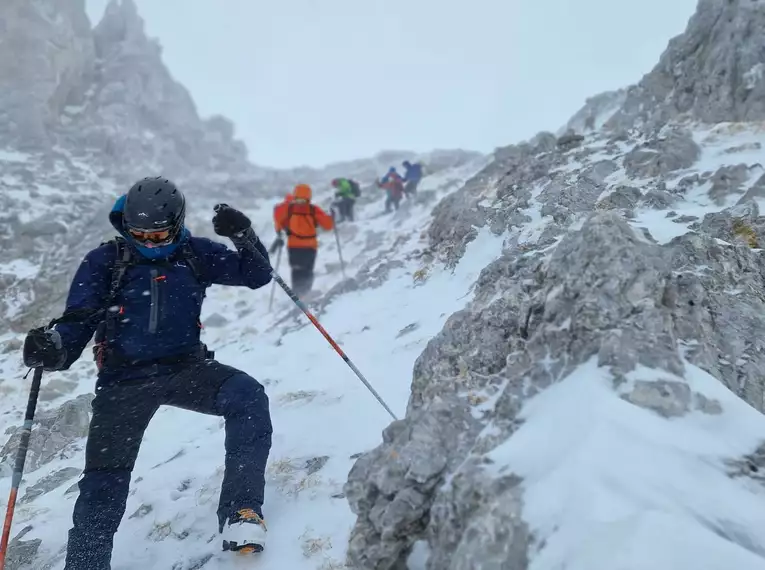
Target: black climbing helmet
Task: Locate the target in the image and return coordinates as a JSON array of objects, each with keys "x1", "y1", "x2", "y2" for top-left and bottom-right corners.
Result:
[{"x1": 123, "y1": 177, "x2": 186, "y2": 248}]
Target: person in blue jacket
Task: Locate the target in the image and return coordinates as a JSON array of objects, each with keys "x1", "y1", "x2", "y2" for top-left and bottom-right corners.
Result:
[
  {"x1": 401, "y1": 160, "x2": 423, "y2": 197},
  {"x1": 22, "y1": 177, "x2": 274, "y2": 569}
]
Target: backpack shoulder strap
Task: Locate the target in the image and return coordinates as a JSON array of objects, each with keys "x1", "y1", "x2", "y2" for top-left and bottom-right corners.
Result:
[
  {"x1": 178, "y1": 241, "x2": 211, "y2": 288},
  {"x1": 98, "y1": 238, "x2": 133, "y2": 344},
  {"x1": 108, "y1": 238, "x2": 132, "y2": 302}
]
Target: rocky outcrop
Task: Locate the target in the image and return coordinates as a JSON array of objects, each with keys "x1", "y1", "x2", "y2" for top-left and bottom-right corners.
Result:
[
  {"x1": 20, "y1": 466, "x2": 81, "y2": 503},
  {"x1": 622, "y1": 128, "x2": 700, "y2": 179},
  {"x1": 0, "y1": 394, "x2": 93, "y2": 476},
  {"x1": 428, "y1": 138, "x2": 563, "y2": 267},
  {"x1": 0, "y1": 0, "x2": 251, "y2": 182},
  {"x1": 607, "y1": 0, "x2": 765, "y2": 130},
  {"x1": 427, "y1": 133, "x2": 625, "y2": 267},
  {"x1": 562, "y1": 88, "x2": 627, "y2": 134},
  {"x1": 345, "y1": 209, "x2": 765, "y2": 569},
  {"x1": 0, "y1": 0, "x2": 94, "y2": 148},
  {"x1": 63, "y1": 0, "x2": 252, "y2": 183},
  {"x1": 346, "y1": 83, "x2": 765, "y2": 564},
  {"x1": 3, "y1": 526, "x2": 42, "y2": 570}
]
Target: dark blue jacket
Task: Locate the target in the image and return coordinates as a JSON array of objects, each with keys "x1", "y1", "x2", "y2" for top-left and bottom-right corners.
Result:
[
  {"x1": 55, "y1": 199, "x2": 272, "y2": 377},
  {"x1": 402, "y1": 162, "x2": 423, "y2": 183}
]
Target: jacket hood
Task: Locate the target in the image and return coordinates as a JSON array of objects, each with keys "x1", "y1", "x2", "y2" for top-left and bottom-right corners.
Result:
[
  {"x1": 293, "y1": 183, "x2": 312, "y2": 202},
  {"x1": 110, "y1": 195, "x2": 189, "y2": 260}
]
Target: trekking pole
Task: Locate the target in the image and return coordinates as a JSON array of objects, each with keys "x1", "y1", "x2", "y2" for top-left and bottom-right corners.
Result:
[
  {"x1": 268, "y1": 264, "x2": 396, "y2": 419},
  {"x1": 222, "y1": 209, "x2": 397, "y2": 420},
  {"x1": 0, "y1": 367, "x2": 43, "y2": 569},
  {"x1": 268, "y1": 243, "x2": 283, "y2": 312},
  {"x1": 0, "y1": 311, "x2": 97, "y2": 568},
  {"x1": 332, "y1": 225, "x2": 346, "y2": 279}
]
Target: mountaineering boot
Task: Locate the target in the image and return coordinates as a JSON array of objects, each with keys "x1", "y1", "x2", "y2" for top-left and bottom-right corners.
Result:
[{"x1": 221, "y1": 508, "x2": 267, "y2": 554}]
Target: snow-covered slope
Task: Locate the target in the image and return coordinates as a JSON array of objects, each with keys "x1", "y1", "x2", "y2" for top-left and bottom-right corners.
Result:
[
  {"x1": 4, "y1": 119, "x2": 765, "y2": 570},
  {"x1": 0, "y1": 157, "x2": 495, "y2": 569}
]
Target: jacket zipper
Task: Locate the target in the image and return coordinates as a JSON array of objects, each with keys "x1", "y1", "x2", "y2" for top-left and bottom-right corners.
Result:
[{"x1": 149, "y1": 268, "x2": 160, "y2": 334}]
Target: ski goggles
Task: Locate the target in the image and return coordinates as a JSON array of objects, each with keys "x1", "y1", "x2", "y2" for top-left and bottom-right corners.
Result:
[{"x1": 127, "y1": 227, "x2": 174, "y2": 247}]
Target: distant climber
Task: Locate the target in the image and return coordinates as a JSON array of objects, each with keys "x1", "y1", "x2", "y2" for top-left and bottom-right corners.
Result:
[
  {"x1": 377, "y1": 167, "x2": 404, "y2": 213},
  {"x1": 271, "y1": 183, "x2": 334, "y2": 296},
  {"x1": 331, "y1": 178, "x2": 361, "y2": 223},
  {"x1": 401, "y1": 160, "x2": 423, "y2": 197}
]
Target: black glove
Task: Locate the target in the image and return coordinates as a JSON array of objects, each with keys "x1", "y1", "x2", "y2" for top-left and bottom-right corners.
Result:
[
  {"x1": 23, "y1": 327, "x2": 67, "y2": 370},
  {"x1": 213, "y1": 204, "x2": 252, "y2": 237},
  {"x1": 269, "y1": 235, "x2": 284, "y2": 254}
]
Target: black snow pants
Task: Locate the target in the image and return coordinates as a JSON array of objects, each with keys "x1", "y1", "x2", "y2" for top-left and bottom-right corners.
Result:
[
  {"x1": 336, "y1": 196, "x2": 355, "y2": 222},
  {"x1": 64, "y1": 359, "x2": 272, "y2": 570},
  {"x1": 385, "y1": 191, "x2": 401, "y2": 213},
  {"x1": 404, "y1": 179, "x2": 420, "y2": 197},
  {"x1": 288, "y1": 246, "x2": 318, "y2": 296}
]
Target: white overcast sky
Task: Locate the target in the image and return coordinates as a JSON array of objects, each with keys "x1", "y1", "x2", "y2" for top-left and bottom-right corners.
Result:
[{"x1": 86, "y1": 0, "x2": 699, "y2": 169}]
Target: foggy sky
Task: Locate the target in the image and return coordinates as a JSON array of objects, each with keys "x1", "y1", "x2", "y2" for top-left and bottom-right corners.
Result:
[{"x1": 85, "y1": 0, "x2": 699, "y2": 168}]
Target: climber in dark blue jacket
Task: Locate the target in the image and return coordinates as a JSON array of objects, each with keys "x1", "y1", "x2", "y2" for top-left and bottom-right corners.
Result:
[
  {"x1": 22, "y1": 177, "x2": 273, "y2": 569},
  {"x1": 401, "y1": 160, "x2": 423, "y2": 197}
]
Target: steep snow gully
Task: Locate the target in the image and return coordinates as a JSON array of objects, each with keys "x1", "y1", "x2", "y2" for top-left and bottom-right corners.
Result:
[{"x1": 4, "y1": 0, "x2": 765, "y2": 569}]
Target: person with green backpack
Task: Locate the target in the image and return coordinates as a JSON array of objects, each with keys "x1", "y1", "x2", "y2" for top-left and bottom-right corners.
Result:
[{"x1": 331, "y1": 177, "x2": 361, "y2": 223}]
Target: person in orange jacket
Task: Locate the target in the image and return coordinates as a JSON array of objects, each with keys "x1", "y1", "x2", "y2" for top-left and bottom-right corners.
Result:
[{"x1": 270, "y1": 184, "x2": 334, "y2": 296}]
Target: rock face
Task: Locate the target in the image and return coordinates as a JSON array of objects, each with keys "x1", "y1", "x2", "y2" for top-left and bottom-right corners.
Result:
[
  {"x1": 66, "y1": 0, "x2": 252, "y2": 183},
  {"x1": 20, "y1": 466, "x2": 82, "y2": 504},
  {"x1": 562, "y1": 88, "x2": 627, "y2": 134},
  {"x1": 622, "y1": 128, "x2": 700, "y2": 179},
  {"x1": 0, "y1": 394, "x2": 93, "y2": 476},
  {"x1": 564, "y1": 1, "x2": 765, "y2": 135},
  {"x1": 0, "y1": 0, "x2": 249, "y2": 182},
  {"x1": 346, "y1": 208, "x2": 765, "y2": 568},
  {"x1": 3, "y1": 526, "x2": 42, "y2": 570},
  {"x1": 0, "y1": 0, "x2": 94, "y2": 148},
  {"x1": 606, "y1": 0, "x2": 765, "y2": 130},
  {"x1": 346, "y1": 3, "x2": 765, "y2": 566}
]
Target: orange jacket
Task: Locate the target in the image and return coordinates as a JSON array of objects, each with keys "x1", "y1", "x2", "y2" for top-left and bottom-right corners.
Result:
[{"x1": 274, "y1": 185, "x2": 333, "y2": 249}]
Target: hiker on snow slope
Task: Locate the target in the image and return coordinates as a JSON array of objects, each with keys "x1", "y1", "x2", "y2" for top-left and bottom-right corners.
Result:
[
  {"x1": 271, "y1": 183, "x2": 334, "y2": 296},
  {"x1": 22, "y1": 177, "x2": 274, "y2": 569},
  {"x1": 331, "y1": 177, "x2": 361, "y2": 223},
  {"x1": 377, "y1": 167, "x2": 404, "y2": 212},
  {"x1": 401, "y1": 160, "x2": 423, "y2": 197}
]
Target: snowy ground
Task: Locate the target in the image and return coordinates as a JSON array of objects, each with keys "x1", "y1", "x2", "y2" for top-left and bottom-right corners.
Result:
[
  {"x1": 0, "y1": 158, "x2": 505, "y2": 569},
  {"x1": 488, "y1": 358, "x2": 765, "y2": 570},
  {"x1": 2, "y1": 122, "x2": 765, "y2": 569}
]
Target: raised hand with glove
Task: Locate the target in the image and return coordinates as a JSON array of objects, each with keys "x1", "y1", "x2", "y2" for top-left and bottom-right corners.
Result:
[
  {"x1": 23, "y1": 327, "x2": 67, "y2": 371},
  {"x1": 213, "y1": 203, "x2": 261, "y2": 252}
]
